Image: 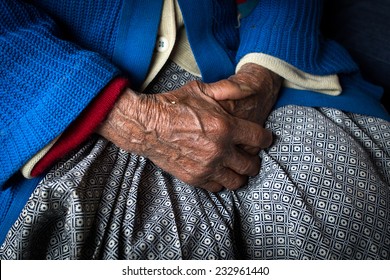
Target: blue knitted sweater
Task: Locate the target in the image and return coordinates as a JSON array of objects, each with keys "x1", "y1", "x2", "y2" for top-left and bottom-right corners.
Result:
[{"x1": 0, "y1": 0, "x2": 389, "y2": 242}]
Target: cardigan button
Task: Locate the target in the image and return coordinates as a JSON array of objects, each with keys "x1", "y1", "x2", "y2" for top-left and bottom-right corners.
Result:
[{"x1": 156, "y1": 36, "x2": 169, "y2": 52}]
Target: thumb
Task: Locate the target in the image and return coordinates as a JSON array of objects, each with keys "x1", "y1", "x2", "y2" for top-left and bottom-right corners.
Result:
[{"x1": 202, "y1": 79, "x2": 252, "y2": 101}]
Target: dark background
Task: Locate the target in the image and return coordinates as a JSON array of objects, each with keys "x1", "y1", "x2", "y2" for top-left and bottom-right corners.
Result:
[{"x1": 322, "y1": 0, "x2": 390, "y2": 111}]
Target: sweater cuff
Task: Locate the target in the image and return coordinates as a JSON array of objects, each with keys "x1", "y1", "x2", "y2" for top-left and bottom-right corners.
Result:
[
  {"x1": 21, "y1": 136, "x2": 60, "y2": 179},
  {"x1": 236, "y1": 0, "x2": 358, "y2": 76},
  {"x1": 24, "y1": 77, "x2": 129, "y2": 178},
  {"x1": 237, "y1": 53, "x2": 342, "y2": 95}
]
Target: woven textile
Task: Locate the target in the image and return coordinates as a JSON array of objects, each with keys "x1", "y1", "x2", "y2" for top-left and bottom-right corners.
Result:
[{"x1": 1, "y1": 62, "x2": 389, "y2": 259}]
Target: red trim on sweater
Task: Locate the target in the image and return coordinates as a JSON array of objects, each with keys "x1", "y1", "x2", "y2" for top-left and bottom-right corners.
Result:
[{"x1": 30, "y1": 77, "x2": 129, "y2": 177}]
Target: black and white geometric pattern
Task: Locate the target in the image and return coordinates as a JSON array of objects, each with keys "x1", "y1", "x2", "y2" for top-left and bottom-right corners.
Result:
[
  {"x1": 1, "y1": 61, "x2": 389, "y2": 259},
  {"x1": 145, "y1": 61, "x2": 198, "y2": 94},
  {"x1": 235, "y1": 106, "x2": 390, "y2": 259}
]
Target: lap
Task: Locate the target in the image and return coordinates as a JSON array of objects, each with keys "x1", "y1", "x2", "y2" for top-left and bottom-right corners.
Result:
[
  {"x1": 236, "y1": 106, "x2": 390, "y2": 259},
  {"x1": 1, "y1": 105, "x2": 389, "y2": 260}
]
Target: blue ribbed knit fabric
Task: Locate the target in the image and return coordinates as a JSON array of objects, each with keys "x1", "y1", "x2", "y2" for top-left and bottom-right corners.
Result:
[
  {"x1": 1, "y1": 0, "x2": 121, "y2": 239},
  {"x1": 236, "y1": 0, "x2": 359, "y2": 75},
  {"x1": 0, "y1": 0, "x2": 388, "y2": 243},
  {"x1": 0, "y1": 0, "x2": 121, "y2": 187}
]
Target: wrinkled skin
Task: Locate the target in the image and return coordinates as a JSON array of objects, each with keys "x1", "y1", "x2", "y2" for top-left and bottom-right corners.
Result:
[
  {"x1": 207, "y1": 63, "x2": 281, "y2": 154},
  {"x1": 97, "y1": 63, "x2": 281, "y2": 192}
]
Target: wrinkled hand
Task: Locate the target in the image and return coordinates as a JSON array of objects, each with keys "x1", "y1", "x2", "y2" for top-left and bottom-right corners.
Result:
[
  {"x1": 208, "y1": 63, "x2": 281, "y2": 124},
  {"x1": 97, "y1": 80, "x2": 273, "y2": 192},
  {"x1": 204, "y1": 63, "x2": 282, "y2": 153}
]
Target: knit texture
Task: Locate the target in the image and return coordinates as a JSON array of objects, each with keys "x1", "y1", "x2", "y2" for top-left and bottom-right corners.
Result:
[
  {"x1": 0, "y1": 0, "x2": 121, "y2": 187},
  {"x1": 1, "y1": 0, "x2": 389, "y2": 186},
  {"x1": 30, "y1": 77, "x2": 129, "y2": 177},
  {"x1": 236, "y1": 0, "x2": 359, "y2": 75}
]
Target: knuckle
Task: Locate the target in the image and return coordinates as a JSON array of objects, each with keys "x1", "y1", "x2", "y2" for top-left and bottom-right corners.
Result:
[
  {"x1": 210, "y1": 147, "x2": 226, "y2": 164},
  {"x1": 210, "y1": 117, "x2": 231, "y2": 137},
  {"x1": 206, "y1": 141, "x2": 221, "y2": 155},
  {"x1": 239, "y1": 160, "x2": 255, "y2": 176},
  {"x1": 188, "y1": 80, "x2": 205, "y2": 93}
]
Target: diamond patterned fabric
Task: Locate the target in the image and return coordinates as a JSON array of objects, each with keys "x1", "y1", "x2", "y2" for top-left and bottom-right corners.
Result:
[{"x1": 1, "y1": 61, "x2": 389, "y2": 259}]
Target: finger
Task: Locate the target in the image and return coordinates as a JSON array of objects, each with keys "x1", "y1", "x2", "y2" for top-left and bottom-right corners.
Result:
[
  {"x1": 203, "y1": 79, "x2": 253, "y2": 101},
  {"x1": 233, "y1": 118, "x2": 273, "y2": 149},
  {"x1": 239, "y1": 144, "x2": 261, "y2": 156},
  {"x1": 198, "y1": 181, "x2": 224, "y2": 193},
  {"x1": 223, "y1": 147, "x2": 261, "y2": 176},
  {"x1": 212, "y1": 168, "x2": 248, "y2": 191}
]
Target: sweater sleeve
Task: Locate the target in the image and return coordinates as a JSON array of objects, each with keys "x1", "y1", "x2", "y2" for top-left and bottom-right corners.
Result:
[
  {"x1": 236, "y1": 0, "x2": 359, "y2": 76},
  {"x1": 26, "y1": 77, "x2": 128, "y2": 178},
  {"x1": 0, "y1": 0, "x2": 120, "y2": 187}
]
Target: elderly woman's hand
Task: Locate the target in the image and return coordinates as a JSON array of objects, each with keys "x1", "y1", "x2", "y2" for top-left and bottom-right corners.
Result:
[
  {"x1": 97, "y1": 80, "x2": 272, "y2": 192},
  {"x1": 209, "y1": 63, "x2": 281, "y2": 124},
  {"x1": 202, "y1": 63, "x2": 282, "y2": 154}
]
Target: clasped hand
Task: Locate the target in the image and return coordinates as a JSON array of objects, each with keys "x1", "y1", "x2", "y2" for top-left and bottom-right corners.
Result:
[{"x1": 98, "y1": 63, "x2": 281, "y2": 192}]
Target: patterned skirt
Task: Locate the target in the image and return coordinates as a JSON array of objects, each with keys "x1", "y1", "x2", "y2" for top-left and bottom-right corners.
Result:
[{"x1": 1, "y1": 62, "x2": 390, "y2": 259}]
